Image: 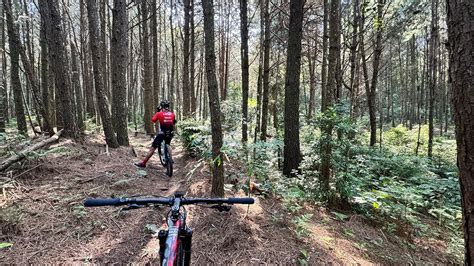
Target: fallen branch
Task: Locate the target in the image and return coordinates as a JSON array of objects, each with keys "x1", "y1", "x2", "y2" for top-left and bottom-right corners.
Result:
[{"x1": 0, "y1": 129, "x2": 63, "y2": 172}]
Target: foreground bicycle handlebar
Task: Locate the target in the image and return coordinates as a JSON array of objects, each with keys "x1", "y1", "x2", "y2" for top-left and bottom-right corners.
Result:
[
  {"x1": 84, "y1": 196, "x2": 254, "y2": 207},
  {"x1": 83, "y1": 192, "x2": 254, "y2": 266}
]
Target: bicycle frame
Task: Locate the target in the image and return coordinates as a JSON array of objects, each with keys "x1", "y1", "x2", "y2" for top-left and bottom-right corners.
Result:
[{"x1": 159, "y1": 195, "x2": 192, "y2": 265}]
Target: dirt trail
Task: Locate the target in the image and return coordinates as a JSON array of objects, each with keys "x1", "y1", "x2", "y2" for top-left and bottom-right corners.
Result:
[{"x1": 0, "y1": 133, "x2": 457, "y2": 264}]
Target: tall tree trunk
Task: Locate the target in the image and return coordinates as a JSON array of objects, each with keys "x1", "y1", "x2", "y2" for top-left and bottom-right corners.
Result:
[
  {"x1": 254, "y1": 0, "x2": 264, "y2": 143},
  {"x1": 0, "y1": 0, "x2": 5, "y2": 133},
  {"x1": 447, "y1": 0, "x2": 474, "y2": 263},
  {"x1": 80, "y1": 1, "x2": 94, "y2": 117},
  {"x1": 202, "y1": 0, "x2": 224, "y2": 197},
  {"x1": 283, "y1": 0, "x2": 304, "y2": 176},
  {"x1": 71, "y1": 43, "x2": 84, "y2": 131},
  {"x1": 169, "y1": 0, "x2": 176, "y2": 109},
  {"x1": 307, "y1": 35, "x2": 317, "y2": 121},
  {"x1": 182, "y1": 0, "x2": 191, "y2": 117},
  {"x1": 190, "y1": 0, "x2": 196, "y2": 116},
  {"x1": 320, "y1": 0, "x2": 340, "y2": 192},
  {"x1": 142, "y1": 0, "x2": 154, "y2": 135},
  {"x1": 320, "y1": 0, "x2": 328, "y2": 112},
  {"x1": 111, "y1": 0, "x2": 129, "y2": 146},
  {"x1": 427, "y1": 0, "x2": 438, "y2": 158},
  {"x1": 39, "y1": 0, "x2": 78, "y2": 139},
  {"x1": 18, "y1": 29, "x2": 54, "y2": 135},
  {"x1": 152, "y1": 0, "x2": 159, "y2": 107},
  {"x1": 260, "y1": 0, "x2": 271, "y2": 141},
  {"x1": 240, "y1": 0, "x2": 249, "y2": 143},
  {"x1": 86, "y1": 0, "x2": 119, "y2": 148},
  {"x1": 99, "y1": 0, "x2": 109, "y2": 100},
  {"x1": 4, "y1": 0, "x2": 27, "y2": 135},
  {"x1": 367, "y1": 0, "x2": 384, "y2": 147},
  {"x1": 40, "y1": 17, "x2": 53, "y2": 134},
  {"x1": 349, "y1": 0, "x2": 359, "y2": 118}
]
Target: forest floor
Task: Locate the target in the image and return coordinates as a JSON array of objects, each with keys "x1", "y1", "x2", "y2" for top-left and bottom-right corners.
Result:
[{"x1": 0, "y1": 131, "x2": 458, "y2": 264}]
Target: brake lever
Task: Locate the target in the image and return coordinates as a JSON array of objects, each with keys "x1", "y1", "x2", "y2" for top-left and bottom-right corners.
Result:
[{"x1": 211, "y1": 205, "x2": 232, "y2": 212}]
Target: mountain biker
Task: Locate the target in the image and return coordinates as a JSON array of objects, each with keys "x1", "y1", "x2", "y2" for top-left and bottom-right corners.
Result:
[{"x1": 134, "y1": 100, "x2": 177, "y2": 168}]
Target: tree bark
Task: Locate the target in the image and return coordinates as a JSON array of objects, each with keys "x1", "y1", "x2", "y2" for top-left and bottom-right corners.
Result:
[
  {"x1": 70, "y1": 43, "x2": 85, "y2": 132},
  {"x1": 190, "y1": 0, "x2": 196, "y2": 116},
  {"x1": 202, "y1": 0, "x2": 224, "y2": 197},
  {"x1": 447, "y1": 0, "x2": 474, "y2": 263},
  {"x1": 142, "y1": 0, "x2": 154, "y2": 135},
  {"x1": 320, "y1": 0, "x2": 340, "y2": 192},
  {"x1": 182, "y1": 0, "x2": 191, "y2": 117},
  {"x1": 320, "y1": 0, "x2": 328, "y2": 112},
  {"x1": 152, "y1": 0, "x2": 159, "y2": 108},
  {"x1": 0, "y1": 0, "x2": 4, "y2": 133},
  {"x1": 427, "y1": 0, "x2": 438, "y2": 158},
  {"x1": 111, "y1": 0, "x2": 129, "y2": 146},
  {"x1": 86, "y1": 0, "x2": 119, "y2": 148},
  {"x1": 283, "y1": 0, "x2": 304, "y2": 176},
  {"x1": 260, "y1": 0, "x2": 271, "y2": 141},
  {"x1": 39, "y1": 0, "x2": 78, "y2": 139},
  {"x1": 349, "y1": 0, "x2": 359, "y2": 118},
  {"x1": 367, "y1": 0, "x2": 384, "y2": 147},
  {"x1": 4, "y1": 0, "x2": 27, "y2": 135},
  {"x1": 240, "y1": 0, "x2": 249, "y2": 143}
]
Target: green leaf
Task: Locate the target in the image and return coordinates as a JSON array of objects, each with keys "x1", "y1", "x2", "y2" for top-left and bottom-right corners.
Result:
[
  {"x1": 0, "y1": 243, "x2": 13, "y2": 249},
  {"x1": 372, "y1": 202, "x2": 380, "y2": 209}
]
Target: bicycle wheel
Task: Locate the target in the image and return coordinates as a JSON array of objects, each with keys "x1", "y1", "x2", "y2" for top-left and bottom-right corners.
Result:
[
  {"x1": 177, "y1": 241, "x2": 185, "y2": 266},
  {"x1": 166, "y1": 145, "x2": 173, "y2": 177},
  {"x1": 159, "y1": 143, "x2": 166, "y2": 167}
]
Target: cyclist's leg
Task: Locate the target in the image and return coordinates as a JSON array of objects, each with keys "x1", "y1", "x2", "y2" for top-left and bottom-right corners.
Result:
[{"x1": 135, "y1": 134, "x2": 162, "y2": 167}]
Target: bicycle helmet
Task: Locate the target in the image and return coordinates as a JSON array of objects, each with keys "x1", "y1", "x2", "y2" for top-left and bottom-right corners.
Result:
[{"x1": 160, "y1": 100, "x2": 170, "y2": 109}]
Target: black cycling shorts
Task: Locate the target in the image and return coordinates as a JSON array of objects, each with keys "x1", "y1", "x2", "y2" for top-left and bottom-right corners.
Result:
[{"x1": 152, "y1": 131, "x2": 173, "y2": 148}]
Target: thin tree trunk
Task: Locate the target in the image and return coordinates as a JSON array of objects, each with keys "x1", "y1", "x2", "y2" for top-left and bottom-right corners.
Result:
[
  {"x1": 152, "y1": 0, "x2": 159, "y2": 107},
  {"x1": 428, "y1": 0, "x2": 438, "y2": 158},
  {"x1": 182, "y1": 0, "x2": 191, "y2": 117},
  {"x1": 4, "y1": 0, "x2": 27, "y2": 135},
  {"x1": 190, "y1": 0, "x2": 196, "y2": 116},
  {"x1": 240, "y1": 0, "x2": 249, "y2": 143},
  {"x1": 202, "y1": 0, "x2": 224, "y2": 197},
  {"x1": 142, "y1": 0, "x2": 154, "y2": 135},
  {"x1": 86, "y1": 0, "x2": 119, "y2": 148},
  {"x1": 111, "y1": 0, "x2": 129, "y2": 146},
  {"x1": 367, "y1": 0, "x2": 384, "y2": 147},
  {"x1": 169, "y1": 0, "x2": 176, "y2": 108},
  {"x1": 283, "y1": 0, "x2": 304, "y2": 176},
  {"x1": 260, "y1": 0, "x2": 271, "y2": 141},
  {"x1": 349, "y1": 0, "x2": 359, "y2": 118},
  {"x1": 320, "y1": 0, "x2": 328, "y2": 112},
  {"x1": 254, "y1": 0, "x2": 264, "y2": 143},
  {"x1": 0, "y1": 0, "x2": 5, "y2": 133},
  {"x1": 320, "y1": 0, "x2": 340, "y2": 192}
]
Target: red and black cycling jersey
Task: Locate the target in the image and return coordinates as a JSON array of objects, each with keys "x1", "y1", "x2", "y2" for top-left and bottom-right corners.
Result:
[{"x1": 152, "y1": 111, "x2": 176, "y2": 132}]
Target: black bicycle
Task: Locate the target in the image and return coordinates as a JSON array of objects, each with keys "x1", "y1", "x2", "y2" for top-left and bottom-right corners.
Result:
[
  {"x1": 158, "y1": 131, "x2": 173, "y2": 177},
  {"x1": 84, "y1": 192, "x2": 254, "y2": 265}
]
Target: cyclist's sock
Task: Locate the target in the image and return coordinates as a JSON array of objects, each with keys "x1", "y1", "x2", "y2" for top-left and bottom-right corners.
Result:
[{"x1": 142, "y1": 158, "x2": 149, "y2": 165}]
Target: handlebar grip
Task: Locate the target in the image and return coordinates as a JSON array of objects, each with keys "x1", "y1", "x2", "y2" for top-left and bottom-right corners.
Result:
[
  {"x1": 227, "y1": 197, "x2": 255, "y2": 204},
  {"x1": 84, "y1": 198, "x2": 124, "y2": 207}
]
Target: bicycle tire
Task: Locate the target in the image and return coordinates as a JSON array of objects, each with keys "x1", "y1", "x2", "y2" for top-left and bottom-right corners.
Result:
[
  {"x1": 166, "y1": 145, "x2": 173, "y2": 177},
  {"x1": 177, "y1": 240, "x2": 185, "y2": 266},
  {"x1": 159, "y1": 143, "x2": 166, "y2": 167}
]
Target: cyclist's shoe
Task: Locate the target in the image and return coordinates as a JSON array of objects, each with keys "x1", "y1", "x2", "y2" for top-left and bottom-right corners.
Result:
[{"x1": 134, "y1": 162, "x2": 146, "y2": 168}]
